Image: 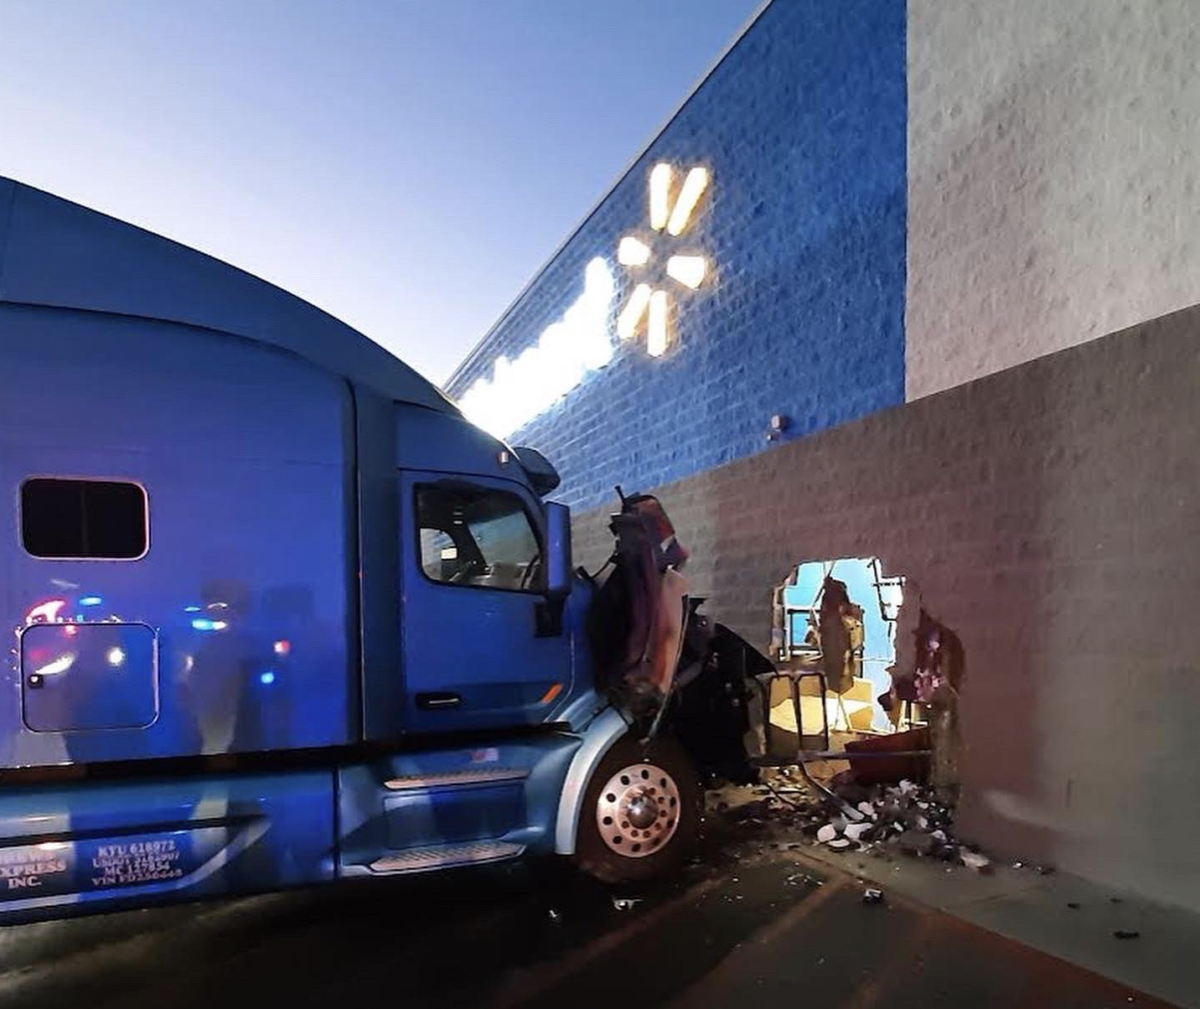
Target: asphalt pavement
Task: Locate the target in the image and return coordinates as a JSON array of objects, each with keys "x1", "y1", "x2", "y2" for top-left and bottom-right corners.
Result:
[{"x1": 0, "y1": 817, "x2": 1175, "y2": 1008}]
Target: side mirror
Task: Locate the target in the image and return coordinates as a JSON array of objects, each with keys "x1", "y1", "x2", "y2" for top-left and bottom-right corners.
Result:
[
  {"x1": 514, "y1": 447, "x2": 561, "y2": 497},
  {"x1": 545, "y1": 502, "x2": 572, "y2": 599}
]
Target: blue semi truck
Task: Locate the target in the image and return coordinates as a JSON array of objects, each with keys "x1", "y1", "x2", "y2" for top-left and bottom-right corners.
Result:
[{"x1": 0, "y1": 177, "x2": 757, "y2": 922}]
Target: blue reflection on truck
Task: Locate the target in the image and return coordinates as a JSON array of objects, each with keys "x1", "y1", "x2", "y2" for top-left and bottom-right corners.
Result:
[{"x1": 0, "y1": 174, "x2": 618, "y2": 923}]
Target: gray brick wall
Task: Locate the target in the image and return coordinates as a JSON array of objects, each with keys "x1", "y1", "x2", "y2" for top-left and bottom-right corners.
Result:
[{"x1": 573, "y1": 306, "x2": 1200, "y2": 913}]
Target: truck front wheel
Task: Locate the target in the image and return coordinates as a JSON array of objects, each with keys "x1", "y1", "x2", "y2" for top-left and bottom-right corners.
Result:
[{"x1": 573, "y1": 734, "x2": 701, "y2": 884}]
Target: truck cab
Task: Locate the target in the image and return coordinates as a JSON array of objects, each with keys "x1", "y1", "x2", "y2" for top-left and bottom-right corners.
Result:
[{"x1": 0, "y1": 177, "x2": 724, "y2": 920}]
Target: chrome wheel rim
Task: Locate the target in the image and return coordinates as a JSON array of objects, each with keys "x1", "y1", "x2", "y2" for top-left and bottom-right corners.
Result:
[{"x1": 595, "y1": 762, "x2": 681, "y2": 858}]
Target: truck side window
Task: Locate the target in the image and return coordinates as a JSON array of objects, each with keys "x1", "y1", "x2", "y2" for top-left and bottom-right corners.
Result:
[
  {"x1": 21, "y1": 478, "x2": 148, "y2": 560},
  {"x1": 415, "y1": 484, "x2": 542, "y2": 592}
]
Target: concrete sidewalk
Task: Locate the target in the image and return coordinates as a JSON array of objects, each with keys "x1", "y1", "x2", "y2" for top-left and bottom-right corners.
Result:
[{"x1": 800, "y1": 837, "x2": 1200, "y2": 1008}]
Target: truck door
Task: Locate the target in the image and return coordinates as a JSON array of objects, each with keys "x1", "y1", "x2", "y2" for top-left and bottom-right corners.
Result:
[{"x1": 399, "y1": 472, "x2": 572, "y2": 732}]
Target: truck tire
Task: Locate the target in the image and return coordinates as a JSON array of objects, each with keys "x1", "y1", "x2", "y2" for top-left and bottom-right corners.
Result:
[{"x1": 573, "y1": 733, "x2": 701, "y2": 884}]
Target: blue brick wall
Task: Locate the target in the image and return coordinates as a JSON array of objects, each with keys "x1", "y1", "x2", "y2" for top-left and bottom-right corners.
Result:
[{"x1": 447, "y1": 0, "x2": 907, "y2": 512}]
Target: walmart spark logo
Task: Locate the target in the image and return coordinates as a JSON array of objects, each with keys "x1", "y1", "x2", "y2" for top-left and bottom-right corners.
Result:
[
  {"x1": 616, "y1": 163, "x2": 710, "y2": 356},
  {"x1": 456, "y1": 162, "x2": 711, "y2": 440}
]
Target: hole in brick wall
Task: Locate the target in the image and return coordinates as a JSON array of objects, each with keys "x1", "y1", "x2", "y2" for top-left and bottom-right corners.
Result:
[
  {"x1": 770, "y1": 558, "x2": 913, "y2": 736},
  {"x1": 762, "y1": 557, "x2": 964, "y2": 789}
]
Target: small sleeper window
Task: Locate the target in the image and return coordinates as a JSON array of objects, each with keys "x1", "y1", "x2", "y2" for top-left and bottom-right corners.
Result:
[{"x1": 21, "y1": 479, "x2": 147, "y2": 560}]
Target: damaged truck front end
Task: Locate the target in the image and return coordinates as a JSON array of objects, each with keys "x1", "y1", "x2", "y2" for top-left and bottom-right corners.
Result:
[{"x1": 569, "y1": 491, "x2": 765, "y2": 881}]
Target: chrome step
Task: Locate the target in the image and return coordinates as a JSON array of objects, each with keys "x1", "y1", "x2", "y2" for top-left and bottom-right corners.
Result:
[
  {"x1": 369, "y1": 841, "x2": 525, "y2": 874},
  {"x1": 383, "y1": 768, "x2": 528, "y2": 790}
]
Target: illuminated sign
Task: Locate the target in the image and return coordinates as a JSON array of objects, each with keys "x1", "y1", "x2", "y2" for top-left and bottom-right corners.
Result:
[
  {"x1": 457, "y1": 163, "x2": 711, "y2": 439},
  {"x1": 458, "y1": 258, "x2": 616, "y2": 439},
  {"x1": 617, "y1": 164, "x2": 710, "y2": 356}
]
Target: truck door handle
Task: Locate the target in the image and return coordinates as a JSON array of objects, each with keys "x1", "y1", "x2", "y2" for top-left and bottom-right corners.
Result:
[{"x1": 416, "y1": 692, "x2": 462, "y2": 711}]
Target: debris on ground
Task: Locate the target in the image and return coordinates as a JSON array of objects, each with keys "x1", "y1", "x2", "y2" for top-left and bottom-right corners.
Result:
[
  {"x1": 844, "y1": 822, "x2": 873, "y2": 842},
  {"x1": 1066, "y1": 902, "x2": 1081, "y2": 910},
  {"x1": 547, "y1": 908, "x2": 563, "y2": 924},
  {"x1": 1112, "y1": 930, "x2": 1141, "y2": 940},
  {"x1": 725, "y1": 799, "x2": 773, "y2": 823},
  {"x1": 897, "y1": 829, "x2": 936, "y2": 857},
  {"x1": 785, "y1": 871, "x2": 824, "y2": 887},
  {"x1": 810, "y1": 772, "x2": 968, "y2": 863},
  {"x1": 960, "y1": 850, "x2": 992, "y2": 872},
  {"x1": 862, "y1": 888, "x2": 885, "y2": 905},
  {"x1": 771, "y1": 772, "x2": 953, "y2": 838},
  {"x1": 709, "y1": 760, "x2": 1047, "y2": 891},
  {"x1": 611, "y1": 897, "x2": 642, "y2": 912}
]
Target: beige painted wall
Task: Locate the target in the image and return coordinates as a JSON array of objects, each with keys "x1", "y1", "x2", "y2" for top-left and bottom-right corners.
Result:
[{"x1": 907, "y1": 0, "x2": 1200, "y2": 400}]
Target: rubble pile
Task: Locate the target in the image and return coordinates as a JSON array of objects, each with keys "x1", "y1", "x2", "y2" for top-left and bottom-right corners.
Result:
[
  {"x1": 814, "y1": 777, "x2": 984, "y2": 868},
  {"x1": 729, "y1": 767, "x2": 995, "y2": 873}
]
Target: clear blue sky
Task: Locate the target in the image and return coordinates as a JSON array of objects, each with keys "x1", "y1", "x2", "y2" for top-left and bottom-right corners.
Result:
[{"x1": 0, "y1": 0, "x2": 760, "y2": 384}]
